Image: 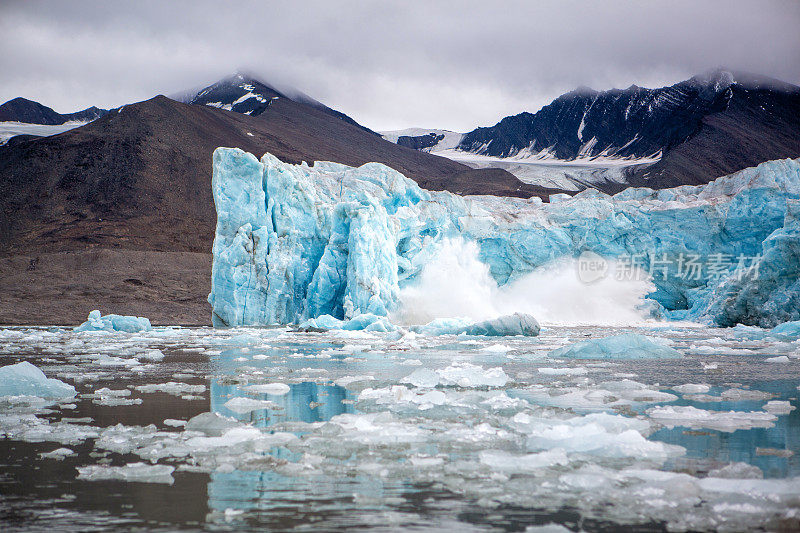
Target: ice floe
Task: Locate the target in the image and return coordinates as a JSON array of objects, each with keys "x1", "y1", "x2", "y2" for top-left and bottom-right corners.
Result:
[{"x1": 549, "y1": 333, "x2": 682, "y2": 360}]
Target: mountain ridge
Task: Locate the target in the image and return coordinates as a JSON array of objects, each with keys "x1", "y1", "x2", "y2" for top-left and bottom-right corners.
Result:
[
  {"x1": 383, "y1": 70, "x2": 800, "y2": 191},
  {"x1": 0, "y1": 97, "x2": 107, "y2": 125},
  {"x1": 179, "y1": 72, "x2": 378, "y2": 135}
]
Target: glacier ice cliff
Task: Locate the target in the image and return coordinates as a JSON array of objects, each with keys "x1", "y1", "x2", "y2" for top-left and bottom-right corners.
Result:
[{"x1": 209, "y1": 148, "x2": 800, "y2": 328}]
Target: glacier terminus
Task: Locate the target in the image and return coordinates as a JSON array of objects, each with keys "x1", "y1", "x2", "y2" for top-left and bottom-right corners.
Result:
[{"x1": 209, "y1": 147, "x2": 800, "y2": 330}]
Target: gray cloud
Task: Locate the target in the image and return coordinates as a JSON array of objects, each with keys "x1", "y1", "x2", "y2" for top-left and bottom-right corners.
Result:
[{"x1": 1, "y1": 0, "x2": 799, "y2": 131}]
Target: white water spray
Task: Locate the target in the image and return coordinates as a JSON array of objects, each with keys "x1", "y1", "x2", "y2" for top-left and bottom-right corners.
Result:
[{"x1": 393, "y1": 239, "x2": 656, "y2": 326}]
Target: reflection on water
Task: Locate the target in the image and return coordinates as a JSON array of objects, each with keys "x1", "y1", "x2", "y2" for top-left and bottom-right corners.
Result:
[
  {"x1": 212, "y1": 381, "x2": 353, "y2": 426},
  {"x1": 208, "y1": 362, "x2": 420, "y2": 522},
  {"x1": 651, "y1": 381, "x2": 800, "y2": 478}
]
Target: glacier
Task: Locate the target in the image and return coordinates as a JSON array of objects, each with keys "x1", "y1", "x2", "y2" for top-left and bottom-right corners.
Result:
[{"x1": 209, "y1": 148, "x2": 800, "y2": 329}]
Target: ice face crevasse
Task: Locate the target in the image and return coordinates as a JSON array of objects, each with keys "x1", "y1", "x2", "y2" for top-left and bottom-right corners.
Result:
[{"x1": 208, "y1": 148, "x2": 800, "y2": 328}]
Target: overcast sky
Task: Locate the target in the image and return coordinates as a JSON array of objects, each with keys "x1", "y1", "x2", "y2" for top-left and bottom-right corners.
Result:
[{"x1": 2, "y1": 0, "x2": 799, "y2": 131}]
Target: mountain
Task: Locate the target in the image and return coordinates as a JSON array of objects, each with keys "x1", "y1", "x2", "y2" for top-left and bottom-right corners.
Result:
[
  {"x1": 386, "y1": 70, "x2": 800, "y2": 192},
  {"x1": 178, "y1": 72, "x2": 376, "y2": 134},
  {"x1": 0, "y1": 97, "x2": 107, "y2": 125},
  {"x1": 458, "y1": 70, "x2": 799, "y2": 160},
  {"x1": 0, "y1": 83, "x2": 558, "y2": 326},
  {"x1": 0, "y1": 94, "x2": 553, "y2": 253}
]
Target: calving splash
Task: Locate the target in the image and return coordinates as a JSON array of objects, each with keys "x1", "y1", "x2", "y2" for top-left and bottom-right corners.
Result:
[
  {"x1": 208, "y1": 148, "x2": 800, "y2": 329},
  {"x1": 392, "y1": 238, "x2": 654, "y2": 326}
]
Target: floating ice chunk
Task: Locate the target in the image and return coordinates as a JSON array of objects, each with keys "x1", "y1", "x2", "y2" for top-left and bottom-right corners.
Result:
[
  {"x1": 334, "y1": 375, "x2": 376, "y2": 388},
  {"x1": 299, "y1": 313, "x2": 396, "y2": 332},
  {"x1": 764, "y1": 355, "x2": 791, "y2": 363},
  {"x1": 407, "y1": 455, "x2": 445, "y2": 468},
  {"x1": 481, "y1": 392, "x2": 529, "y2": 410},
  {"x1": 76, "y1": 462, "x2": 175, "y2": 484},
  {"x1": 549, "y1": 334, "x2": 682, "y2": 360},
  {"x1": 185, "y1": 426, "x2": 271, "y2": 452},
  {"x1": 343, "y1": 314, "x2": 396, "y2": 332},
  {"x1": 411, "y1": 317, "x2": 473, "y2": 336},
  {"x1": 0, "y1": 362, "x2": 76, "y2": 399},
  {"x1": 522, "y1": 381, "x2": 675, "y2": 412},
  {"x1": 646, "y1": 405, "x2": 777, "y2": 432},
  {"x1": 359, "y1": 386, "x2": 446, "y2": 408},
  {"x1": 299, "y1": 314, "x2": 344, "y2": 329},
  {"x1": 243, "y1": 383, "x2": 290, "y2": 395},
  {"x1": 74, "y1": 310, "x2": 152, "y2": 333},
  {"x1": 185, "y1": 412, "x2": 240, "y2": 436},
  {"x1": 223, "y1": 397, "x2": 280, "y2": 413},
  {"x1": 163, "y1": 419, "x2": 187, "y2": 427},
  {"x1": 523, "y1": 413, "x2": 682, "y2": 460},
  {"x1": 480, "y1": 343, "x2": 513, "y2": 353},
  {"x1": 768, "y1": 320, "x2": 800, "y2": 340},
  {"x1": 524, "y1": 525, "x2": 573, "y2": 533},
  {"x1": 328, "y1": 412, "x2": 429, "y2": 444},
  {"x1": 135, "y1": 382, "x2": 206, "y2": 396},
  {"x1": 400, "y1": 368, "x2": 440, "y2": 388},
  {"x1": 672, "y1": 383, "x2": 711, "y2": 394},
  {"x1": 138, "y1": 349, "x2": 165, "y2": 362},
  {"x1": 708, "y1": 462, "x2": 763, "y2": 479},
  {"x1": 437, "y1": 362, "x2": 509, "y2": 388},
  {"x1": 412, "y1": 313, "x2": 540, "y2": 337},
  {"x1": 697, "y1": 476, "x2": 800, "y2": 496},
  {"x1": 720, "y1": 388, "x2": 773, "y2": 401},
  {"x1": 687, "y1": 344, "x2": 754, "y2": 355},
  {"x1": 479, "y1": 448, "x2": 569, "y2": 471},
  {"x1": 0, "y1": 415, "x2": 100, "y2": 445},
  {"x1": 465, "y1": 313, "x2": 540, "y2": 337},
  {"x1": 89, "y1": 387, "x2": 141, "y2": 406},
  {"x1": 537, "y1": 367, "x2": 588, "y2": 376},
  {"x1": 763, "y1": 400, "x2": 795, "y2": 414},
  {"x1": 600, "y1": 379, "x2": 679, "y2": 403},
  {"x1": 39, "y1": 447, "x2": 76, "y2": 460}
]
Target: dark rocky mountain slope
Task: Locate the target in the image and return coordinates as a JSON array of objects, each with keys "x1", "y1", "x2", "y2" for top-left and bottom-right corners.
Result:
[
  {"x1": 181, "y1": 72, "x2": 376, "y2": 134},
  {"x1": 0, "y1": 91, "x2": 557, "y2": 325},
  {"x1": 455, "y1": 70, "x2": 800, "y2": 190},
  {"x1": 0, "y1": 97, "x2": 107, "y2": 125}
]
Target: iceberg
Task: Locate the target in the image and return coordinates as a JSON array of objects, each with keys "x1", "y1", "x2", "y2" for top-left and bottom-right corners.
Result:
[
  {"x1": 549, "y1": 334, "x2": 682, "y2": 360},
  {"x1": 646, "y1": 405, "x2": 777, "y2": 432},
  {"x1": 465, "y1": 313, "x2": 540, "y2": 336},
  {"x1": 767, "y1": 320, "x2": 800, "y2": 341},
  {"x1": 299, "y1": 313, "x2": 396, "y2": 332},
  {"x1": 74, "y1": 310, "x2": 152, "y2": 333},
  {"x1": 412, "y1": 313, "x2": 540, "y2": 336},
  {"x1": 400, "y1": 362, "x2": 509, "y2": 388},
  {"x1": 0, "y1": 361, "x2": 77, "y2": 399},
  {"x1": 209, "y1": 148, "x2": 800, "y2": 328}
]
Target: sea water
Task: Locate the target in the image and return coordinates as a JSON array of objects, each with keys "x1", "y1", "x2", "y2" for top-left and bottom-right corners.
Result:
[{"x1": 0, "y1": 324, "x2": 798, "y2": 531}]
